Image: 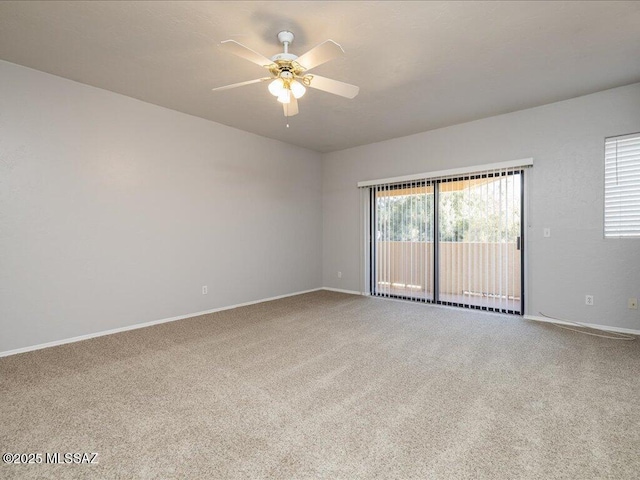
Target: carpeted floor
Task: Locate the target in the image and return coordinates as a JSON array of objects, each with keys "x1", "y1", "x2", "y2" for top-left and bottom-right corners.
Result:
[{"x1": 1, "y1": 290, "x2": 639, "y2": 479}]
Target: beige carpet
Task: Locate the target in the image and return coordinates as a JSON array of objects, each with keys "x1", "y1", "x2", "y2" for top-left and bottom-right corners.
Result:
[{"x1": 1, "y1": 291, "x2": 638, "y2": 479}]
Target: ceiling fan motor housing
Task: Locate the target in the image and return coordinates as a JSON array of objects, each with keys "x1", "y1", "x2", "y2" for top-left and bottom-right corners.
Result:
[{"x1": 271, "y1": 52, "x2": 298, "y2": 62}]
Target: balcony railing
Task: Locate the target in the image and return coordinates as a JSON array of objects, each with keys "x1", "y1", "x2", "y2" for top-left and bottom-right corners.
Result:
[{"x1": 375, "y1": 241, "x2": 521, "y2": 308}]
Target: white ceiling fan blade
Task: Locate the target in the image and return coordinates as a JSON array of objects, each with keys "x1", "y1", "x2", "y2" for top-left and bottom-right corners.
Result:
[
  {"x1": 306, "y1": 75, "x2": 359, "y2": 99},
  {"x1": 211, "y1": 77, "x2": 270, "y2": 92},
  {"x1": 219, "y1": 40, "x2": 275, "y2": 68},
  {"x1": 295, "y1": 40, "x2": 344, "y2": 71},
  {"x1": 283, "y1": 96, "x2": 299, "y2": 117}
]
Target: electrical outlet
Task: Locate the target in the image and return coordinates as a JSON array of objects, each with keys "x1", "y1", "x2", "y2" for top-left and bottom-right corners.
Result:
[
  {"x1": 337, "y1": 271, "x2": 342, "y2": 279},
  {"x1": 585, "y1": 295, "x2": 594, "y2": 306},
  {"x1": 629, "y1": 298, "x2": 638, "y2": 310},
  {"x1": 202, "y1": 286, "x2": 208, "y2": 295},
  {"x1": 543, "y1": 228, "x2": 551, "y2": 238}
]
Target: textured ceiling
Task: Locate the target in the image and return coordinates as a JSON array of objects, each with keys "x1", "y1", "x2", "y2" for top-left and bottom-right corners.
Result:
[{"x1": 1, "y1": 1, "x2": 640, "y2": 153}]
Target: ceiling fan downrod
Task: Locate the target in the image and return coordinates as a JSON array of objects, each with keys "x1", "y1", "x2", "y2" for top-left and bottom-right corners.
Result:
[{"x1": 277, "y1": 31, "x2": 294, "y2": 54}]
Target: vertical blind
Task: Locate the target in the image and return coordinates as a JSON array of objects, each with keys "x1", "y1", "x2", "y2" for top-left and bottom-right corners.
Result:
[
  {"x1": 605, "y1": 133, "x2": 640, "y2": 238},
  {"x1": 371, "y1": 181, "x2": 435, "y2": 302},
  {"x1": 360, "y1": 161, "x2": 531, "y2": 315},
  {"x1": 436, "y1": 169, "x2": 523, "y2": 313}
]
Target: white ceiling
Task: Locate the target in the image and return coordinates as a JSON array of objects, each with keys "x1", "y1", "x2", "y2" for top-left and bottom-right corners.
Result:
[{"x1": 1, "y1": 1, "x2": 640, "y2": 153}]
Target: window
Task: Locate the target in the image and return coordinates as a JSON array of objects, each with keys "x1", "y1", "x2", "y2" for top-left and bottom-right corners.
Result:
[{"x1": 605, "y1": 133, "x2": 640, "y2": 238}]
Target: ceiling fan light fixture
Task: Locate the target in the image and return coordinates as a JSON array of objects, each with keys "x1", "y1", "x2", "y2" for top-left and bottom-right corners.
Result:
[
  {"x1": 290, "y1": 80, "x2": 306, "y2": 99},
  {"x1": 277, "y1": 89, "x2": 291, "y2": 104},
  {"x1": 268, "y1": 78, "x2": 285, "y2": 96}
]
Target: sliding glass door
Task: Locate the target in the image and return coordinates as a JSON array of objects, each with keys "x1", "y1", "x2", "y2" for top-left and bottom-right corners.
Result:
[{"x1": 370, "y1": 169, "x2": 523, "y2": 314}]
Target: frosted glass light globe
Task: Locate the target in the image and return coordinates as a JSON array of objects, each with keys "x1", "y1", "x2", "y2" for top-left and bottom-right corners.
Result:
[
  {"x1": 268, "y1": 78, "x2": 285, "y2": 97},
  {"x1": 277, "y1": 89, "x2": 291, "y2": 104},
  {"x1": 290, "y1": 80, "x2": 306, "y2": 99}
]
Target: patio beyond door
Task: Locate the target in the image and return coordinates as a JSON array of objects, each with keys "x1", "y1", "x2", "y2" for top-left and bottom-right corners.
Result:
[{"x1": 371, "y1": 170, "x2": 523, "y2": 314}]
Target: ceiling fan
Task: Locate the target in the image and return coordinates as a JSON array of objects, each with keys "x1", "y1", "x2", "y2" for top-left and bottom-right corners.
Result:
[{"x1": 212, "y1": 31, "x2": 359, "y2": 117}]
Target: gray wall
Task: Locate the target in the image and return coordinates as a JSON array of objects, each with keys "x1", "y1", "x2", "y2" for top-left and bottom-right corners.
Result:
[
  {"x1": 3, "y1": 59, "x2": 639, "y2": 355},
  {"x1": 0, "y1": 61, "x2": 323, "y2": 353},
  {"x1": 323, "y1": 83, "x2": 640, "y2": 330}
]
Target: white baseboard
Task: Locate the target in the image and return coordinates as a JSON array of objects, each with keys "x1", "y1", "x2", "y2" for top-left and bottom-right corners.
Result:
[
  {"x1": 322, "y1": 287, "x2": 364, "y2": 295},
  {"x1": 0, "y1": 288, "x2": 323, "y2": 358},
  {"x1": 12, "y1": 291, "x2": 635, "y2": 359},
  {"x1": 525, "y1": 314, "x2": 640, "y2": 336}
]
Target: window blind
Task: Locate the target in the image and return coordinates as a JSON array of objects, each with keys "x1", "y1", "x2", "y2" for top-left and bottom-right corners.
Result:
[{"x1": 605, "y1": 133, "x2": 640, "y2": 238}]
